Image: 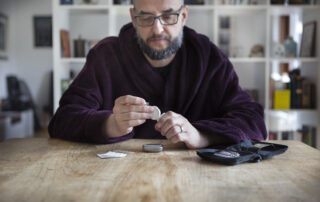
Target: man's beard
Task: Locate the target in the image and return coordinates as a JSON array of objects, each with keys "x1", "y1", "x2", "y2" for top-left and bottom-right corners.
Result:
[{"x1": 136, "y1": 30, "x2": 183, "y2": 60}]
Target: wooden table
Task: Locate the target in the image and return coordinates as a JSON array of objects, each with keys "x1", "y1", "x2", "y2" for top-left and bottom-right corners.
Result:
[{"x1": 0, "y1": 138, "x2": 319, "y2": 202}]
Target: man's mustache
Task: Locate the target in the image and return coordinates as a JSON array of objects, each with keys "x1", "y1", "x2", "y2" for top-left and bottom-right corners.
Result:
[{"x1": 147, "y1": 35, "x2": 170, "y2": 43}]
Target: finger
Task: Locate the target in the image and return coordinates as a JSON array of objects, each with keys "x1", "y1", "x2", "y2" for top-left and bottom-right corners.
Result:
[
  {"x1": 168, "y1": 133, "x2": 184, "y2": 144},
  {"x1": 116, "y1": 112, "x2": 153, "y2": 121},
  {"x1": 164, "y1": 125, "x2": 183, "y2": 139},
  {"x1": 156, "y1": 111, "x2": 178, "y2": 127},
  {"x1": 161, "y1": 118, "x2": 183, "y2": 136},
  {"x1": 115, "y1": 95, "x2": 147, "y2": 106},
  {"x1": 114, "y1": 105, "x2": 154, "y2": 114}
]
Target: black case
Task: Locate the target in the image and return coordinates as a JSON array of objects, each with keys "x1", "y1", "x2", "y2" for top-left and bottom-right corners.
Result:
[{"x1": 197, "y1": 140, "x2": 288, "y2": 166}]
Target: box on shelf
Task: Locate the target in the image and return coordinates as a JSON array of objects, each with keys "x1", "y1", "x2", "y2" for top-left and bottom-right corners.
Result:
[{"x1": 274, "y1": 90, "x2": 290, "y2": 109}]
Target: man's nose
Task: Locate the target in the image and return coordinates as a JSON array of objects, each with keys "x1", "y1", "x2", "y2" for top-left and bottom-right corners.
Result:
[{"x1": 152, "y1": 18, "x2": 164, "y2": 34}]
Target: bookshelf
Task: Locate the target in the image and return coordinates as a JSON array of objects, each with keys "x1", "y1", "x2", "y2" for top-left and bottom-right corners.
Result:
[{"x1": 52, "y1": 0, "x2": 320, "y2": 148}]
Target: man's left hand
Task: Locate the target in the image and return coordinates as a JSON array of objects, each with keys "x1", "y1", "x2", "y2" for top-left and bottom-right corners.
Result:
[{"x1": 154, "y1": 111, "x2": 213, "y2": 149}]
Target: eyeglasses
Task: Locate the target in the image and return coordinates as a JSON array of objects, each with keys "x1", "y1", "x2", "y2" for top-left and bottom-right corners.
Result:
[{"x1": 134, "y1": 6, "x2": 184, "y2": 27}]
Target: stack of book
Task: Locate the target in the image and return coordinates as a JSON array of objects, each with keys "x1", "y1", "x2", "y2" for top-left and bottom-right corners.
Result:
[
  {"x1": 184, "y1": 0, "x2": 205, "y2": 4},
  {"x1": 60, "y1": 30, "x2": 99, "y2": 58},
  {"x1": 220, "y1": 0, "x2": 259, "y2": 4},
  {"x1": 289, "y1": 69, "x2": 316, "y2": 109},
  {"x1": 301, "y1": 125, "x2": 317, "y2": 148},
  {"x1": 269, "y1": 125, "x2": 317, "y2": 148},
  {"x1": 113, "y1": 0, "x2": 132, "y2": 4},
  {"x1": 271, "y1": 0, "x2": 315, "y2": 5},
  {"x1": 273, "y1": 68, "x2": 316, "y2": 110}
]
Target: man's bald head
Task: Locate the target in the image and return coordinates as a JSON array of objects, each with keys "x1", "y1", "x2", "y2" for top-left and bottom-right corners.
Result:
[
  {"x1": 129, "y1": 0, "x2": 188, "y2": 61},
  {"x1": 132, "y1": 0, "x2": 184, "y2": 8}
]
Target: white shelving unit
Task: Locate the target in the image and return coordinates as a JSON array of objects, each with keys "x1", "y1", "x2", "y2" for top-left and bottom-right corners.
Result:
[{"x1": 52, "y1": 0, "x2": 320, "y2": 148}]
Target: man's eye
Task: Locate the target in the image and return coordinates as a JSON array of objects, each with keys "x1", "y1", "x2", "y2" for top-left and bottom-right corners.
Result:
[
  {"x1": 140, "y1": 16, "x2": 153, "y2": 21},
  {"x1": 161, "y1": 15, "x2": 173, "y2": 20}
]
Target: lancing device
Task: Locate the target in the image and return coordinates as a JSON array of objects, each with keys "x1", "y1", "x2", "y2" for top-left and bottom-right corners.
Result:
[{"x1": 143, "y1": 144, "x2": 163, "y2": 153}]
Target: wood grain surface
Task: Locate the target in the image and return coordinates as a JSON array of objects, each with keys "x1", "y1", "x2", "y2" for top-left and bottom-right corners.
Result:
[{"x1": 0, "y1": 138, "x2": 319, "y2": 202}]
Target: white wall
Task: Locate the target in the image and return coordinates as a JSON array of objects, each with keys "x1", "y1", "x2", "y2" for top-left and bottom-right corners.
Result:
[{"x1": 0, "y1": 0, "x2": 52, "y2": 125}]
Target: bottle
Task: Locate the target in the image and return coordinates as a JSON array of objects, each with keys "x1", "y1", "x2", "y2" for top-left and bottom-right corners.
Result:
[{"x1": 283, "y1": 36, "x2": 297, "y2": 58}]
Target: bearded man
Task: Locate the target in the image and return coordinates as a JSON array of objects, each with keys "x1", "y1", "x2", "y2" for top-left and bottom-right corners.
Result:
[{"x1": 49, "y1": 0, "x2": 267, "y2": 149}]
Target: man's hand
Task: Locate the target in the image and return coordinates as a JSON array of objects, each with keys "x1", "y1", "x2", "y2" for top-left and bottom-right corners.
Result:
[
  {"x1": 103, "y1": 95, "x2": 154, "y2": 138},
  {"x1": 155, "y1": 111, "x2": 214, "y2": 149}
]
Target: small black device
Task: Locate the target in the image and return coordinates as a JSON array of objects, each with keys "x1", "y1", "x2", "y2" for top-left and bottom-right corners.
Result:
[{"x1": 197, "y1": 140, "x2": 288, "y2": 166}]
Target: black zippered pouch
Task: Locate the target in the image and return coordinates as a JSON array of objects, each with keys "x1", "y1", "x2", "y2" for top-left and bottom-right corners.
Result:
[{"x1": 196, "y1": 140, "x2": 288, "y2": 166}]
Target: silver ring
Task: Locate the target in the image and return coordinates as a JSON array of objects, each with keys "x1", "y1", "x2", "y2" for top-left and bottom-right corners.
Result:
[{"x1": 179, "y1": 125, "x2": 183, "y2": 133}]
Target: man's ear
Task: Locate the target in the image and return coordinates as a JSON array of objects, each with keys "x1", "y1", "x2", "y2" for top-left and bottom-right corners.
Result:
[
  {"x1": 181, "y1": 6, "x2": 188, "y2": 26},
  {"x1": 130, "y1": 8, "x2": 136, "y2": 28}
]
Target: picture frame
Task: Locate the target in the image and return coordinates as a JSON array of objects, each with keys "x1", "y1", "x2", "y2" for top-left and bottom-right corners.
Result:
[
  {"x1": 33, "y1": 16, "x2": 52, "y2": 47},
  {"x1": 300, "y1": 21, "x2": 317, "y2": 57},
  {"x1": 0, "y1": 13, "x2": 8, "y2": 60}
]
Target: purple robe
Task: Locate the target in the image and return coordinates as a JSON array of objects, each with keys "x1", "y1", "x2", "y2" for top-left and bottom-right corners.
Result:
[{"x1": 48, "y1": 23, "x2": 267, "y2": 145}]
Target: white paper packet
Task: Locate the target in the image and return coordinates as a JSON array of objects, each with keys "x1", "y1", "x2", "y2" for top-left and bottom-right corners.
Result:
[{"x1": 97, "y1": 151, "x2": 127, "y2": 159}]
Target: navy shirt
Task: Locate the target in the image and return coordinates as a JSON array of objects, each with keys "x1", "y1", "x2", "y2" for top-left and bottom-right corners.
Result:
[{"x1": 153, "y1": 63, "x2": 172, "y2": 80}]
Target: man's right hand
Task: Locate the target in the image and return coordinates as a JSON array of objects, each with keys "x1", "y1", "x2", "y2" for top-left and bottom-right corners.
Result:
[{"x1": 103, "y1": 95, "x2": 154, "y2": 138}]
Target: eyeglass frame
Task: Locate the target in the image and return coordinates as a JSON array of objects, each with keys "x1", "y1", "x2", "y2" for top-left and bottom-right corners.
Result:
[{"x1": 133, "y1": 5, "x2": 184, "y2": 27}]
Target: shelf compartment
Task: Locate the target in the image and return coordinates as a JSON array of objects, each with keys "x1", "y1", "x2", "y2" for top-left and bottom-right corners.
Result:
[
  {"x1": 215, "y1": 5, "x2": 268, "y2": 10},
  {"x1": 234, "y1": 63, "x2": 266, "y2": 108},
  {"x1": 268, "y1": 109, "x2": 318, "y2": 113},
  {"x1": 270, "y1": 5, "x2": 320, "y2": 15},
  {"x1": 270, "y1": 58, "x2": 320, "y2": 63},
  {"x1": 188, "y1": 5, "x2": 215, "y2": 10},
  {"x1": 59, "y1": 5, "x2": 110, "y2": 11},
  {"x1": 186, "y1": 9, "x2": 214, "y2": 41},
  {"x1": 61, "y1": 58, "x2": 86, "y2": 63},
  {"x1": 230, "y1": 57, "x2": 267, "y2": 63}
]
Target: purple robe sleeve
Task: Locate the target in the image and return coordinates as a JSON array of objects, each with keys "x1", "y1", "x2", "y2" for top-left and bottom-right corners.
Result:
[
  {"x1": 192, "y1": 57, "x2": 267, "y2": 144},
  {"x1": 48, "y1": 50, "x2": 134, "y2": 144}
]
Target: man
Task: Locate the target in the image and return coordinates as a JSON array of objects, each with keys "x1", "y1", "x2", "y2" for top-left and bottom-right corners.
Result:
[{"x1": 49, "y1": 0, "x2": 267, "y2": 149}]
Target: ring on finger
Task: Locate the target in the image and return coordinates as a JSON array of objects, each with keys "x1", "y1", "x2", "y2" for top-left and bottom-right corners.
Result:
[{"x1": 179, "y1": 125, "x2": 184, "y2": 133}]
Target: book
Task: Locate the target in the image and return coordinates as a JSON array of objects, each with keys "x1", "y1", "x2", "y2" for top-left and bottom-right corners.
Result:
[
  {"x1": 289, "y1": 0, "x2": 310, "y2": 5},
  {"x1": 289, "y1": 69, "x2": 303, "y2": 109},
  {"x1": 302, "y1": 80, "x2": 312, "y2": 108},
  {"x1": 302, "y1": 125, "x2": 316, "y2": 148},
  {"x1": 271, "y1": 0, "x2": 285, "y2": 4},
  {"x1": 268, "y1": 132, "x2": 278, "y2": 140},
  {"x1": 269, "y1": 78, "x2": 275, "y2": 109},
  {"x1": 61, "y1": 70, "x2": 76, "y2": 95},
  {"x1": 274, "y1": 90, "x2": 290, "y2": 109},
  {"x1": 310, "y1": 84, "x2": 316, "y2": 109},
  {"x1": 282, "y1": 131, "x2": 293, "y2": 140},
  {"x1": 60, "y1": 30, "x2": 71, "y2": 58},
  {"x1": 294, "y1": 77, "x2": 303, "y2": 108},
  {"x1": 113, "y1": 0, "x2": 132, "y2": 4},
  {"x1": 184, "y1": 0, "x2": 205, "y2": 5},
  {"x1": 61, "y1": 79, "x2": 71, "y2": 94},
  {"x1": 279, "y1": 16, "x2": 289, "y2": 43},
  {"x1": 60, "y1": 0, "x2": 73, "y2": 5}
]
